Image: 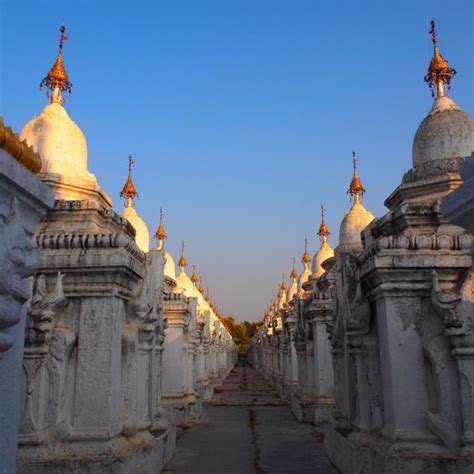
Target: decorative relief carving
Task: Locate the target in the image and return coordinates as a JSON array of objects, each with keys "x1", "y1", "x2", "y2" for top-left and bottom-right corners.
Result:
[
  {"x1": 359, "y1": 232, "x2": 472, "y2": 268},
  {"x1": 430, "y1": 270, "x2": 473, "y2": 330},
  {"x1": 0, "y1": 197, "x2": 38, "y2": 352},
  {"x1": 36, "y1": 231, "x2": 145, "y2": 262},
  {"x1": 26, "y1": 272, "x2": 66, "y2": 348},
  {"x1": 424, "y1": 270, "x2": 474, "y2": 453},
  {"x1": 21, "y1": 272, "x2": 74, "y2": 445}
]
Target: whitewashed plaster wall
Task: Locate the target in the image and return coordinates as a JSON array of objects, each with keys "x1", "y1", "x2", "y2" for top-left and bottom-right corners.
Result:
[{"x1": 0, "y1": 149, "x2": 54, "y2": 474}]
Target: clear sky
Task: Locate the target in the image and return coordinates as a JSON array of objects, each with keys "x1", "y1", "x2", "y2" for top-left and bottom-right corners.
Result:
[{"x1": 1, "y1": 0, "x2": 472, "y2": 321}]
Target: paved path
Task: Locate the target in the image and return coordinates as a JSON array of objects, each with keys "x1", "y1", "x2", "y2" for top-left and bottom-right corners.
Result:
[{"x1": 164, "y1": 362, "x2": 338, "y2": 474}]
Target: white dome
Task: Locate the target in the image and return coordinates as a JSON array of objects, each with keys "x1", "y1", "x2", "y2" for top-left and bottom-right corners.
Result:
[
  {"x1": 278, "y1": 290, "x2": 287, "y2": 309},
  {"x1": 413, "y1": 96, "x2": 474, "y2": 169},
  {"x1": 287, "y1": 279, "x2": 298, "y2": 302},
  {"x1": 176, "y1": 269, "x2": 194, "y2": 296},
  {"x1": 19, "y1": 100, "x2": 94, "y2": 181},
  {"x1": 194, "y1": 289, "x2": 209, "y2": 313},
  {"x1": 311, "y1": 241, "x2": 335, "y2": 278},
  {"x1": 339, "y1": 200, "x2": 374, "y2": 251},
  {"x1": 164, "y1": 251, "x2": 176, "y2": 280},
  {"x1": 298, "y1": 266, "x2": 311, "y2": 294},
  {"x1": 121, "y1": 205, "x2": 150, "y2": 252}
]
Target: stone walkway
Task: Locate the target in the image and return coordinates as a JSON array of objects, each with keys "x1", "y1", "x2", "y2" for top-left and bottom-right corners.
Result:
[{"x1": 163, "y1": 362, "x2": 338, "y2": 474}]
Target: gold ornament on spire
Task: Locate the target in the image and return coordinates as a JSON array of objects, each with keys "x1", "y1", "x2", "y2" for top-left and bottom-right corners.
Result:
[
  {"x1": 40, "y1": 24, "x2": 72, "y2": 100},
  {"x1": 318, "y1": 204, "x2": 330, "y2": 240},
  {"x1": 191, "y1": 265, "x2": 198, "y2": 284},
  {"x1": 198, "y1": 276, "x2": 204, "y2": 294},
  {"x1": 302, "y1": 238, "x2": 311, "y2": 264},
  {"x1": 290, "y1": 257, "x2": 297, "y2": 279},
  {"x1": 154, "y1": 207, "x2": 167, "y2": 240},
  {"x1": 205, "y1": 287, "x2": 210, "y2": 302},
  {"x1": 178, "y1": 241, "x2": 187, "y2": 267},
  {"x1": 120, "y1": 155, "x2": 138, "y2": 204},
  {"x1": 348, "y1": 151, "x2": 365, "y2": 200},
  {"x1": 280, "y1": 273, "x2": 287, "y2": 291},
  {"x1": 424, "y1": 20, "x2": 456, "y2": 98}
]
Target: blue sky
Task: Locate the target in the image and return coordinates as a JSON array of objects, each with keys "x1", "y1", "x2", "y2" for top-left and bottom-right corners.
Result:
[{"x1": 1, "y1": 1, "x2": 472, "y2": 321}]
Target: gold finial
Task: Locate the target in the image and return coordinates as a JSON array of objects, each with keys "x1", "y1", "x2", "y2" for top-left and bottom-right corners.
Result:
[
  {"x1": 40, "y1": 24, "x2": 72, "y2": 101},
  {"x1": 191, "y1": 264, "x2": 198, "y2": 284},
  {"x1": 198, "y1": 276, "x2": 204, "y2": 294},
  {"x1": 302, "y1": 238, "x2": 311, "y2": 265},
  {"x1": 280, "y1": 273, "x2": 287, "y2": 291},
  {"x1": 154, "y1": 207, "x2": 167, "y2": 241},
  {"x1": 120, "y1": 155, "x2": 138, "y2": 205},
  {"x1": 348, "y1": 151, "x2": 365, "y2": 201},
  {"x1": 318, "y1": 204, "x2": 330, "y2": 241},
  {"x1": 205, "y1": 287, "x2": 210, "y2": 302},
  {"x1": 424, "y1": 20, "x2": 456, "y2": 98},
  {"x1": 178, "y1": 241, "x2": 187, "y2": 268},
  {"x1": 290, "y1": 257, "x2": 297, "y2": 279}
]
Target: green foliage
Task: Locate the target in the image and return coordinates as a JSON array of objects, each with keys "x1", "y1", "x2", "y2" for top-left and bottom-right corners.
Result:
[{"x1": 221, "y1": 316, "x2": 260, "y2": 354}]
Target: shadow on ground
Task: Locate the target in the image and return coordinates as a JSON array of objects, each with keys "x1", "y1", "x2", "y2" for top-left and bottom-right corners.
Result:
[{"x1": 163, "y1": 362, "x2": 338, "y2": 474}]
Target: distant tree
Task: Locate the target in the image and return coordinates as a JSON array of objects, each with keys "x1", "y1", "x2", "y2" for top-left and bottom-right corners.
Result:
[{"x1": 222, "y1": 316, "x2": 261, "y2": 354}]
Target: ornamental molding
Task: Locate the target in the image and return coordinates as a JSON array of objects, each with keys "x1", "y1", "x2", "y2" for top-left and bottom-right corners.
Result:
[
  {"x1": 36, "y1": 231, "x2": 145, "y2": 262},
  {"x1": 359, "y1": 231, "x2": 472, "y2": 268}
]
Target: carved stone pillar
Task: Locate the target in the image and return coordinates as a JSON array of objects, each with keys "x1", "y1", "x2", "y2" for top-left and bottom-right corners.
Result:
[
  {"x1": 0, "y1": 143, "x2": 54, "y2": 474},
  {"x1": 295, "y1": 337, "x2": 308, "y2": 395},
  {"x1": 449, "y1": 333, "x2": 474, "y2": 453},
  {"x1": 16, "y1": 197, "x2": 174, "y2": 473},
  {"x1": 288, "y1": 329, "x2": 298, "y2": 389},
  {"x1": 162, "y1": 294, "x2": 191, "y2": 425}
]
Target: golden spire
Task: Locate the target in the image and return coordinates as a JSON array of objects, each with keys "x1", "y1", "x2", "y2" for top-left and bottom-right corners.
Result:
[
  {"x1": 280, "y1": 273, "x2": 287, "y2": 291},
  {"x1": 40, "y1": 24, "x2": 72, "y2": 101},
  {"x1": 205, "y1": 287, "x2": 210, "y2": 302},
  {"x1": 424, "y1": 20, "x2": 456, "y2": 98},
  {"x1": 154, "y1": 207, "x2": 167, "y2": 241},
  {"x1": 191, "y1": 265, "x2": 198, "y2": 284},
  {"x1": 198, "y1": 276, "x2": 204, "y2": 294},
  {"x1": 290, "y1": 257, "x2": 297, "y2": 279},
  {"x1": 120, "y1": 155, "x2": 138, "y2": 206},
  {"x1": 302, "y1": 238, "x2": 311, "y2": 265},
  {"x1": 178, "y1": 241, "x2": 187, "y2": 268},
  {"x1": 348, "y1": 151, "x2": 365, "y2": 202},
  {"x1": 318, "y1": 204, "x2": 330, "y2": 242}
]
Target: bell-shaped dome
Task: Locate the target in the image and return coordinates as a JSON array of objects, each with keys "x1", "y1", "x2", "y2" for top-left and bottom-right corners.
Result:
[
  {"x1": 19, "y1": 96, "x2": 94, "y2": 182},
  {"x1": 121, "y1": 204, "x2": 150, "y2": 252},
  {"x1": 176, "y1": 269, "x2": 194, "y2": 296},
  {"x1": 164, "y1": 251, "x2": 177, "y2": 280},
  {"x1": 339, "y1": 200, "x2": 374, "y2": 251},
  {"x1": 312, "y1": 204, "x2": 334, "y2": 278},
  {"x1": 194, "y1": 287, "x2": 210, "y2": 313},
  {"x1": 287, "y1": 259, "x2": 298, "y2": 302},
  {"x1": 312, "y1": 241, "x2": 335, "y2": 278},
  {"x1": 413, "y1": 96, "x2": 474, "y2": 169},
  {"x1": 298, "y1": 266, "x2": 311, "y2": 294},
  {"x1": 119, "y1": 156, "x2": 149, "y2": 252},
  {"x1": 287, "y1": 280, "x2": 298, "y2": 302},
  {"x1": 413, "y1": 21, "x2": 474, "y2": 173},
  {"x1": 297, "y1": 240, "x2": 312, "y2": 295},
  {"x1": 340, "y1": 154, "x2": 374, "y2": 252}
]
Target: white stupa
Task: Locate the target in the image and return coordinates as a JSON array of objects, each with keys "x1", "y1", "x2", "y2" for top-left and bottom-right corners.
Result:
[{"x1": 19, "y1": 25, "x2": 111, "y2": 207}]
